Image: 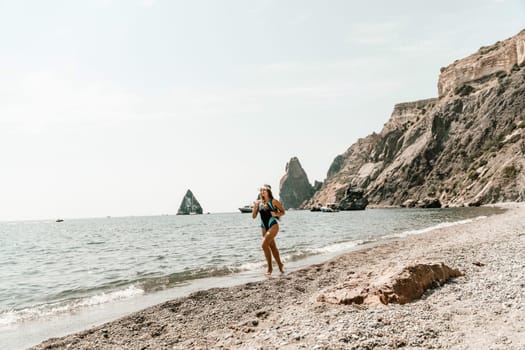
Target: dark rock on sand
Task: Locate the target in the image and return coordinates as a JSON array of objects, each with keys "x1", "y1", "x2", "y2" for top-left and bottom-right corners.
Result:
[{"x1": 317, "y1": 263, "x2": 463, "y2": 306}]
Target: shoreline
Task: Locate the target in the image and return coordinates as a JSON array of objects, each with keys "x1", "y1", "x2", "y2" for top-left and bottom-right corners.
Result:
[{"x1": 31, "y1": 202, "x2": 525, "y2": 349}]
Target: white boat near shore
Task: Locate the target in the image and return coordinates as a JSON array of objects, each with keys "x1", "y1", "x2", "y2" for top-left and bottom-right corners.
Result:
[
  {"x1": 238, "y1": 205, "x2": 253, "y2": 213},
  {"x1": 311, "y1": 203, "x2": 340, "y2": 212}
]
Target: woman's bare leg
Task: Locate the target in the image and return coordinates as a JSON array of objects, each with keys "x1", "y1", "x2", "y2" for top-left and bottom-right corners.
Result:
[
  {"x1": 261, "y1": 228, "x2": 272, "y2": 274},
  {"x1": 262, "y1": 225, "x2": 281, "y2": 274},
  {"x1": 269, "y1": 240, "x2": 284, "y2": 273}
]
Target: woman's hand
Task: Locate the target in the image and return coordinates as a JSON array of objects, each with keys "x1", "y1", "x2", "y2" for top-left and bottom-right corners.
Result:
[{"x1": 252, "y1": 201, "x2": 259, "y2": 219}]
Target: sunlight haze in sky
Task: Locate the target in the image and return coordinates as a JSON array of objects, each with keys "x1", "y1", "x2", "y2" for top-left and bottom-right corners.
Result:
[{"x1": 1, "y1": 0, "x2": 523, "y2": 220}]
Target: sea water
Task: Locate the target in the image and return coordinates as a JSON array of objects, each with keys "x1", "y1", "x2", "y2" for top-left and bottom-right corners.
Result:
[{"x1": 0, "y1": 206, "x2": 503, "y2": 349}]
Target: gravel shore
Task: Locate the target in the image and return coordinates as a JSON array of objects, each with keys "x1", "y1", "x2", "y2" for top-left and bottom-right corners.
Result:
[{"x1": 31, "y1": 203, "x2": 525, "y2": 350}]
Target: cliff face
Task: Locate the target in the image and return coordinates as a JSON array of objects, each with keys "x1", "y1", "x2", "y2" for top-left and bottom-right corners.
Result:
[
  {"x1": 438, "y1": 30, "x2": 525, "y2": 97},
  {"x1": 177, "y1": 189, "x2": 203, "y2": 215},
  {"x1": 279, "y1": 157, "x2": 315, "y2": 209},
  {"x1": 306, "y1": 29, "x2": 525, "y2": 208}
]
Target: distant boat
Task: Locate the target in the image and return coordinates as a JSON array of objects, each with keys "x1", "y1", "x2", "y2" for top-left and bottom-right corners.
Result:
[
  {"x1": 239, "y1": 205, "x2": 253, "y2": 213},
  {"x1": 321, "y1": 203, "x2": 340, "y2": 212},
  {"x1": 56, "y1": 219, "x2": 64, "y2": 223},
  {"x1": 311, "y1": 203, "x2": 339, "y2": 212}
]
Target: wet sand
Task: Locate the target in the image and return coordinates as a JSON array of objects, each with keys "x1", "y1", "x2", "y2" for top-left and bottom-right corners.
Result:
[{"x1": 31, "y1": 203, "x2": 525, "y2": 349}]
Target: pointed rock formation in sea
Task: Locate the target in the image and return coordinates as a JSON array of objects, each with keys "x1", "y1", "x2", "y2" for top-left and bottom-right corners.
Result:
[
  {"x1": 279, "y1": 157, "x2": 315, "y2": 209},
  {"x1": 177, "y1": 189, "x2": 203, "y2": 215},
  {"x1": 305, "y1": 29, "x2": 525, "y2": 208}
]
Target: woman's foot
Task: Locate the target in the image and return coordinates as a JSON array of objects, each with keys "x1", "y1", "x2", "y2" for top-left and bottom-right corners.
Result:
[
  {"x1": 265, "y1": 270, "x2": 272, "y2": 276},
  {"x1": 277, "y1": 262, "x2": 284, "y2": 274}
]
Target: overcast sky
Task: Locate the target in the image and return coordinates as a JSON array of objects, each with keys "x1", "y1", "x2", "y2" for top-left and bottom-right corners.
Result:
[{"x1": 0, "y1": 0, "x2": 523, "y2": 220}]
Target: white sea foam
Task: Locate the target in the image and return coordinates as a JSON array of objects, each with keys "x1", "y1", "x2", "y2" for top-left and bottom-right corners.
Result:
[
  {"x1": 235, "y1": 243, "x2": 364, "y2": 270},
  {"x1": 0, "y1": 311, "x2": 19, "y2": 327},
  {"x1": 0, "y1": 285, "x2": 144, "y2": 326},
  {"x1": 385, "y1": 216, "x2": 488, "y2": 239},
  {"x1": 278, "y1": 217, "x2": 489, "y2": 265},
  {"x1": 312, "y1": 240, "x2": 365, "y2": 253},
  {"x1": 237, "y1": 261, "x2": 266, "y2": 272},
  {"x1": 276, "y1": 241, "x2": 366, "y2": 264}
]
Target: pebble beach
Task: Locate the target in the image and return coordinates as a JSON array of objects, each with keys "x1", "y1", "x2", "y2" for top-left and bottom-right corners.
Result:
[{"x1": 31, "y1": 202, "x2": 525, "y2": 350}]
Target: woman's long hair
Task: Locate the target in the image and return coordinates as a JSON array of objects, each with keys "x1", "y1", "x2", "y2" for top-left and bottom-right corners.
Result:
[{"x1": 260, "y1": 184, "x2": 274, "y2": 201}]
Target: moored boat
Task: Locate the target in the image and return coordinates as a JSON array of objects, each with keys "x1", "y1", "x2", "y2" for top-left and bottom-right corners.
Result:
[
  {"x1": 311, "y1": 203, "x2": 339, "y2": 212},
  {"x1": 239, "y1": 205, "x2": 253, "y2": 213}
]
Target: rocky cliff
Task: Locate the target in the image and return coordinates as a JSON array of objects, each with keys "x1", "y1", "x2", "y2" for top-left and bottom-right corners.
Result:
[
  {"x1": 305, "y1": 29, "x2": 525, "y2": 208},
  {"x1": 279, "y1": 157, "x2": 315, "y2": 209},
  {"x1": 177, "y1": 189, "x2": 203, "y2": 215}
]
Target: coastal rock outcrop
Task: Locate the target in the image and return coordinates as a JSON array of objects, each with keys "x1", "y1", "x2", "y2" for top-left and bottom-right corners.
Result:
[
  {"x1": 177, "y1": 189, "x2": 203, "y2": 215},
  {"x1": 279, "y1": 157, "x2": 315, "y2": 209},
  {"x1": 337, "y1": 186, "x2": 368, "y2": 210},
  {"x1": 317, "y1": 263, "x2": 463, "y2": 306},
  {"x1": 305, "y1": 29, "x2": 525, "y2": 208},
  {"x1": 402, "y1": 198, "x2": 442, "y2": 208}
]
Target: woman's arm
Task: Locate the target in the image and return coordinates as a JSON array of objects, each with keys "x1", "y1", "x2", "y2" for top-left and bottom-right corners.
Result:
[
  {"x1": 252, "y1": 200, "x2": 259, "y2": 219},
  {"x1": 271, "y1": 199, "x2": 286, "y2": 218}
]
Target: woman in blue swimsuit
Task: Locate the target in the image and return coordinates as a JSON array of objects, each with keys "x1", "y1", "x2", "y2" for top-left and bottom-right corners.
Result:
[{"x1": 252, "y1": 184, "x2": 285, "y2": 275}]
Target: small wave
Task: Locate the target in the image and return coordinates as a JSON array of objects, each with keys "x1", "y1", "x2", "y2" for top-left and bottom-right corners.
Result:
[
  {"x1": 237, "y1": 261, "x2": 266, "y2": 271},
  {"x1": 0, "y1": 265, "x2": 247, "y2": 327},
  {"x1": 86, "y1": 241, "x2": 106, "y2": 245},
  {"x1": 0, "y1": 285, "x2": 144, "y2": 327},
  {"x1": 135, "y1": 266, "x2": 242, "y2": 292},
  {"x1": 283, "y1": 249, "x2": 319, "y2": 262},
  {"x1": 386, "y1": 216, "x2": 488, "y2": 239},
  {"x1": 313, "y1": 240, "x2": 366, "y2": 253},
  {"x1": 273, "y1": 240, "x2": 366, "y2": 264}
]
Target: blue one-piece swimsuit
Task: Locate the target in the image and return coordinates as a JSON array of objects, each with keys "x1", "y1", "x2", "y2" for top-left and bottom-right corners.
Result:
[{"x1": 259, "y1": 200, "x2": 278, "y2": 230}]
